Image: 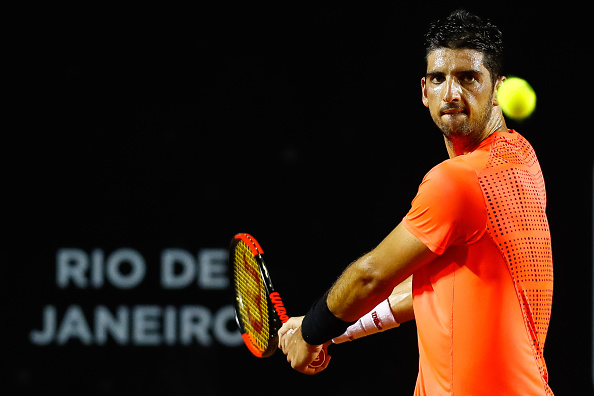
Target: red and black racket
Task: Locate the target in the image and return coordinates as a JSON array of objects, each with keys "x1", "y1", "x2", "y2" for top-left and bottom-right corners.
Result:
[{"x1": 229, "y1": 233, "x2": 325, "y2": 366}]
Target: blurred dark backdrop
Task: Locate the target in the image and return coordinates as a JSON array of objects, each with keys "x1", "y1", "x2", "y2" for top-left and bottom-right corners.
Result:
[{"x1": 6, "y1": 3, "x2": 592, "y2": 395}]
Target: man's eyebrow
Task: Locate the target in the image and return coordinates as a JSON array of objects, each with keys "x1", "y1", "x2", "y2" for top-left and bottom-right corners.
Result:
[
  {"x1": 426, "y1": 71, "x2": 445, "y2": 78},
  {"x1": 457, "y1": 69, "x2": 483, "y2": 75},
  {"x1": 426, "y1": 69, "x2": 483, "y2": 77}
]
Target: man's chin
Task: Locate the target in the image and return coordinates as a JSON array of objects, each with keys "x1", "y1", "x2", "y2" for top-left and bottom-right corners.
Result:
[{"x1": 438, "y1": 121, "x2": 473, "y2": 139}]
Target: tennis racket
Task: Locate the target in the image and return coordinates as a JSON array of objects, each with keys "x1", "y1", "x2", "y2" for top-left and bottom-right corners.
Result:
[{"x1": 229, "y1": 233, "x2": 326, "y2": 366}]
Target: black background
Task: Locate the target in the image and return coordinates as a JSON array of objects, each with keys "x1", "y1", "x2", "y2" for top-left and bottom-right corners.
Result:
[{"x1": 6, "y1": 3, "x2": 592, "y2": 395}]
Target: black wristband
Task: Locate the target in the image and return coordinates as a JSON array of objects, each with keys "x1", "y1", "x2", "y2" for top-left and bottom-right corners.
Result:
[{"x1": 301, "y1": 294, "x2": 356, "y2": 345}]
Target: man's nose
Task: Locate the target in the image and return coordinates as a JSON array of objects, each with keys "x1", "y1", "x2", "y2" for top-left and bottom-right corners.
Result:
[{"x1": 444, "y1": 77, "x2": 462, "y2": 102}]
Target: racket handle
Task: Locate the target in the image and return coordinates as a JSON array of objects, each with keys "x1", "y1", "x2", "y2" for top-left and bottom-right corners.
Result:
[
  {"x1": 285, "y1": 328, "x2": 327, "y2": 368},
  {"x1": 309, "y1": 347, "x2": 326, "y2": 368}
]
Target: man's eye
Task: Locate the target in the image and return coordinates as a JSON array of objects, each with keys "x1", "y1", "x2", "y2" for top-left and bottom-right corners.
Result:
[
  {"x1": 462, "y1": 75, "x2": 477, "y2": 83},
  {"x1": 431, "y1": 76, "x2": 445, "y2": 84}
]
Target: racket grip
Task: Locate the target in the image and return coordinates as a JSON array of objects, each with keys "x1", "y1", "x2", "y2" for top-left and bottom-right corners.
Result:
[
  {"x1": 284, "y1": 328, "x2": 327, "y2": 369},
  {"x1": 308, "y1": 346, "x2": 326, "y2": 368}
]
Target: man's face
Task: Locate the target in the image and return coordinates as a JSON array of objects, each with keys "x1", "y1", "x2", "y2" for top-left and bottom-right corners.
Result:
[{"x1": 422, "y1": 48, "x2": 498, "y2": 141}]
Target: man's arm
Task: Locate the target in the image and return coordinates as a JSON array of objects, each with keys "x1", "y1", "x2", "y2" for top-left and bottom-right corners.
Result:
[
  {"x1": 330, "y1": 275, "x2": 413, "y2": 344},
  {"x1": 278, "y1": 222, "x2": 436, "y2": 373},
  {"x1": 389, "y1": 275, "x2": 415, "y2": 324},
  {"x1": 326, "y1": 222, "x2": 435, "y2": 322}
]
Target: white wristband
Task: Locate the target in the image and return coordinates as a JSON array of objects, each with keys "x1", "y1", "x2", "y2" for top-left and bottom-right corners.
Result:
[{"x1": 332, "y1": 298, "x2": 399, "y2": 344}]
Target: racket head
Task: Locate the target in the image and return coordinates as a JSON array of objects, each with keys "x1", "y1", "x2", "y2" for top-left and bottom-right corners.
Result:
[{"x1": 230, "y1": 233, "x2": 280, "y2": 358}]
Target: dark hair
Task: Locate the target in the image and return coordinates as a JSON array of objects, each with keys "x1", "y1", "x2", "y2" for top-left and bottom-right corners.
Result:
[{"x1": 424, "y1": 10, "x2": 504, "y2": 83}]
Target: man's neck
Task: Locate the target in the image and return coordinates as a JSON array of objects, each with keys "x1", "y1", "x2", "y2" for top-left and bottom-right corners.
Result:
[{"x1": 444, "y1": 132, "x2": 490, "y2": 158}]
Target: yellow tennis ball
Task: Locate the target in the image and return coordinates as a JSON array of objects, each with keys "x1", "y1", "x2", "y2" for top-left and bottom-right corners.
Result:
[{"x1": 497, "y1": 77, "x2": 536, "y2": 120}]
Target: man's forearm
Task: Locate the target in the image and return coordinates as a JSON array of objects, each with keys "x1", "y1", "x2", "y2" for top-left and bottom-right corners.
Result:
[
  {"x1": 331, "y1": 275, "x2": 413, "y2": 344},
  {"x1": 301, "y1": 223, "x2": 435, "y2": 345},
  {"x1": 326, "y1": 251, "x2": 395, "y2": 322},
  {"x1": 324, "y1": 223, "x2": 432, "y2": 323}
]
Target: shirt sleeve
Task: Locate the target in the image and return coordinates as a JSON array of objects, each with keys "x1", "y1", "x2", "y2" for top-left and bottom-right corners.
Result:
[{"x1": 402, "y1": 160, "x2": 487, "y2": 255}]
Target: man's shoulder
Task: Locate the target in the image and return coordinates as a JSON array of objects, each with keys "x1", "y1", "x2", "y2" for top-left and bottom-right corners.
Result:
[{"x1": 426, "y1": 153, "x2": 487, "y2": 187}]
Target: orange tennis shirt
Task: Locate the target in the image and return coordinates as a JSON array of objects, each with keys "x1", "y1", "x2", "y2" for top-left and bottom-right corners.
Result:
[{"x1": 403, "y1": 130, "x2": 553, "y2": 395}]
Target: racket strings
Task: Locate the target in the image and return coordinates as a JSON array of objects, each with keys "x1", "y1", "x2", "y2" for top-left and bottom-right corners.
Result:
[{"x1": 234, "y1": 241, "x2": 270, "y2": 352}]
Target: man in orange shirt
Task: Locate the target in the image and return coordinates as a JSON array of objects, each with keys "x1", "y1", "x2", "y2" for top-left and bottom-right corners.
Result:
[{"x1": 278, "y1": 10, "x2": 553, "y2": 395}]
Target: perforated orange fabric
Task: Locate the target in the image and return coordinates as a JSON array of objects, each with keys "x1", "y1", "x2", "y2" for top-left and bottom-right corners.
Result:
[
  {"x1": 479, "y1": 132, "x2": 553, "y2": 393},
  {"x1": 404, "y1": 130, "x2": 553, "y2": 395}
]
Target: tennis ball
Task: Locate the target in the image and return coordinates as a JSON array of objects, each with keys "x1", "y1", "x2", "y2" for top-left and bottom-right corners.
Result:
[{"x1": 497, "y1": 77, "x2": 536, "y2": 120}]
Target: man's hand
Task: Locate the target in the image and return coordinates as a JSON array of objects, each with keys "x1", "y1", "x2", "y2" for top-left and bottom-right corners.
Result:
[{"x1": 278, "y1": 316, "x2": 330, "y2": 375}]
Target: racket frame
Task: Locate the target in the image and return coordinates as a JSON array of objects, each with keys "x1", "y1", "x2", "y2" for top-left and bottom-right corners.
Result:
[{"x1": 230, "y1": 233, "x2": 287, "y2": 358}]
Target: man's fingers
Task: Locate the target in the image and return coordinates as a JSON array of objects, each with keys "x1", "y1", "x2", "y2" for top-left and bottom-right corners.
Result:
[
  {"x1": 278, "y1": 316, "x2": 303, "y2": 350},
  {"x1": 279, "y1": 328, "x2": 295, "y2": 352},
  {"x1": 278, "y1": 317, "x2": 330, "y2": 375}
]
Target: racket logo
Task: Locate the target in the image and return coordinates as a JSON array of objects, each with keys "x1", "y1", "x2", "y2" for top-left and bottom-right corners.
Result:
[
  {"x1": 269, "y1": 292, "x2": 289, "y2": 323},
  {"x1": 243, "y1": 252, "x2": 265, "y2": 334}
]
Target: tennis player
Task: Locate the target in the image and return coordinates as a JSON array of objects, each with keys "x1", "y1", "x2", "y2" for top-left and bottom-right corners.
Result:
[{"x1": 278, "y1": 10, "x2": 554, "y2": 395}]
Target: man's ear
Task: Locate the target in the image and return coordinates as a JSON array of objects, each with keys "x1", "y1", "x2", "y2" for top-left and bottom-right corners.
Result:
[
  {"x1": 492, "y1": 76, "x2": 507, "y2": 106},
  {"x1": 421, "y1": 77, "x2": 429, "y2": 108}
]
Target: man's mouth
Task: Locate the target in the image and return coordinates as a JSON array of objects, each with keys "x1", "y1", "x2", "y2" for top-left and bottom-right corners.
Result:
[{"x1": 441, "y1": 107, "x2": 466, "y2": 115}]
